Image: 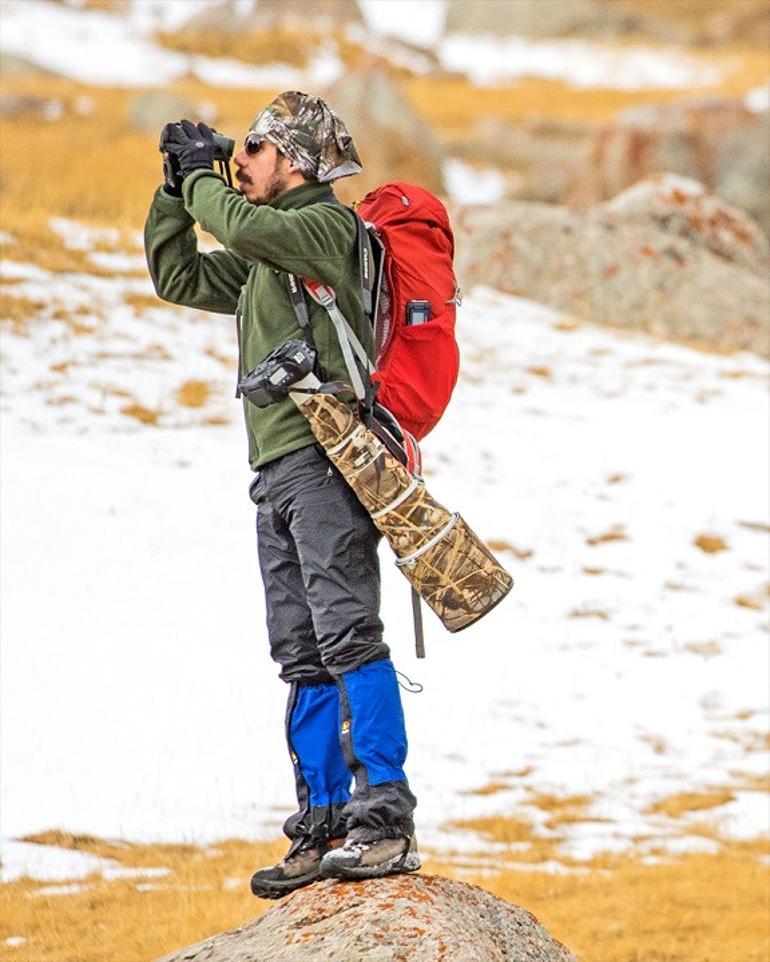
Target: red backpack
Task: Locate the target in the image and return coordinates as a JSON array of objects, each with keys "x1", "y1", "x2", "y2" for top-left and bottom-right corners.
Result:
[
  {"x1": 296, "y1": 182, "x2": 461, "y2": 457},
  {"x1": 357, "y1": 182, "x2": 461, "y2": 441}
]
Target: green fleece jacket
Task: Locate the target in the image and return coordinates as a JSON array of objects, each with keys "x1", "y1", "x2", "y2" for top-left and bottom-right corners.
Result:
[{"x1": 144, "y1": 169, "x2": 373, "y2": 469}]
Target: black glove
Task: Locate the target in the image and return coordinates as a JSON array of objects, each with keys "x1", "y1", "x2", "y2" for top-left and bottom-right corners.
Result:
[{"x1": 160, "y1": 119, "x2": 217, "y2": 186}]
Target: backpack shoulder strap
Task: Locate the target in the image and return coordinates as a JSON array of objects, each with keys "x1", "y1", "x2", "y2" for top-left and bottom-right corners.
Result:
[
  {"x1": 321, "y1": 196, "x2": 377, "y2": 320},
  {"x1": 354, "y1": 212, "x2": 375, "y2": 317},
  {"x1": 284, "y1": 195, "x2": 377, "y2": 401},
  {"x1": 302, "y1": 280, "x2": 373, "y2": 402}
]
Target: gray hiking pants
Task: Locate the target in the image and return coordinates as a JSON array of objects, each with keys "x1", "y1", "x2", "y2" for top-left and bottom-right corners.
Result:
[
  {"x1": 250, "y1": 443, "x2": 389, "y2": 683},
  {"x1": 250, "y1": 443, "x2": 416, "y2": 844}
]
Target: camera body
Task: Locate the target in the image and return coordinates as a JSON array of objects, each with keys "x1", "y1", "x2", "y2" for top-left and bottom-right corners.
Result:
[{"x1": 238, "y1": 340, "x2": 318, "y2": 408}]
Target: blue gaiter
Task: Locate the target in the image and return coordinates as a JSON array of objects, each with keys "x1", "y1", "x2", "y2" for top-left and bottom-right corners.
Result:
[{"x1": 283, "y1": 681, "x2": 351, "y2": 844}]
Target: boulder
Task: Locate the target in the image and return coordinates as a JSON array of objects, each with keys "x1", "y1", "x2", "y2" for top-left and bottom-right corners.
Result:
[
  {"x1": 179, "y1": 0, "x2": 362, "y2": 34},
  {"x1": 323, "y1": 68, "x2": 445, "y2": 201},
  {"x1": 446, "y1": 116, "x2": 593, "y2": 204},
  {"x1": 154, "y1": 874, "x2": 577, "y2": 962},
  {"x1": 700, "y1": 0, "x2": 770, "y2": 45},
  {"x1": 127, "y1": 90, "x2": 217, "y2": 134},
  {"x1": 453, "y1": 174, "x2": 770, "y2": 356},
  {"x1": 0, "y1": 93, "x2": 63, "y2": 121},
  {"x1": 443, "y1": 0, "x2": 693, "y2": 43},
  {"x1": 0, "y1": 53, "x2": 56, "y2": 78},
  {"x1": 713, "y1": 110, "x2": 770, "y2": 238},
  {"x1": 443, "y1": 0, "x2": 770, "y2": 44},
  {"x1": 569, "y1": 96, "x2": 769, "y2": 236},
  {"x1": 600, "y1": 173, "x2": 769, "y2": 271}
]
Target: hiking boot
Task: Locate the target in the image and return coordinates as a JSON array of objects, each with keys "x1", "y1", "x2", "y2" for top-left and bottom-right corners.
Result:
[
  {"x1": 250, "y1": 838, "x2": 344, "y2": 899},
  {"x1": 319, "y1": 835, "x2": 421, "y2": 880}
]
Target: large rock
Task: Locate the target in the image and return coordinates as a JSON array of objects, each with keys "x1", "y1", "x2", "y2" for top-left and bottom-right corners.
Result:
[
  {"x1": 324, "y1": 68, "x2": 445, "y2": 201},
  {"x1": 713, "y1": 110, "x2": 770, "y2": 238},
  {"x1": 697, "y1": 0, "x2": 770, "y2": 45},
  {"x1": 127, "y1": 90, "x2": 217, "y2": 134},
  {"x1": 454, "y1": 174, "x2": 770, "y2": 356},
  {"x1": 154, "y1": 875, "x2": 577, "y2": 962},
  {"x1": 444, "y1": 0, "x2": 693, "y2": 43},
  {"x1": 446, "y1": 116, "x2": 593, "y2": 204},
  {"x1": 0, "y1": 93, "x2": 63, "y2": 121},
  {"x1": 179, "y1": 0, "x2": 362, "y2": 34},
  {"x1": 443, "y1": 0, "x2": 770, "y2": 44},
  {"x1": 569, "y1": 97, "x2": 770, "y2": 237},
  {"x1": 0, "y1": 53, "x2": 56, "y2": 78}
]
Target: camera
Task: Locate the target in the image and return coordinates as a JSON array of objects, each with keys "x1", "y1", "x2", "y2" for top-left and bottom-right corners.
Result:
[{"x1": 238, "y1": 340, "x2": 318, "y2": 407}]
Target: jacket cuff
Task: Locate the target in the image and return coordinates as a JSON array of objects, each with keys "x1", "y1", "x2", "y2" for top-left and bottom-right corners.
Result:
[
  {"x1": 153, "y1": 184, "x2": 194, "y2": 219},
  {"x1": 182, "y1": 167, "x2": 225, "y2": 205}
]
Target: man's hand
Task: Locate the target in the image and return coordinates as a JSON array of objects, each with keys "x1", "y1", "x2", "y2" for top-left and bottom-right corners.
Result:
[{"x1": 160, "y1": 120, "x2": 217, "y2": 186}]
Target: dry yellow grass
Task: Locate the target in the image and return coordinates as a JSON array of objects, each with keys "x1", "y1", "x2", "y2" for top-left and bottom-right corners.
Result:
[
  {"x1": 608, "y1": 0, "x2": 770, "y2": 42},
  {"x1": 156, "y1": 26, "x2": 376, "y2": 76},
  {"x1": 528, "y1": 793, "x2": 606, "y2": 831},
  {"x1": 0, "y1": 292, "x2": 46, "y2": 335},
  {"x1": 123, "y1": 292, "x2": 169, "y2": 314},
  {"x1": 407, "y1": 42, "x2": 770, "y2": 134},
  {"x1": 2, "y1": 832, "x2": 769, "y2": 962},
  {"x1": 733, "y1": 772, "x2": 770, "y2": 793},
  {"x1": 120, "y1": 402, "x2": 160, "y2": 425},
  {"x1": 694, "y1": 533, "x2": 729, "y2": 553},
  {"x1": 586, "y1": 524, "x2": 629, "y2": 545},
  {"x1": 176, "y1": 380, "x2": 211, "y2": 408},
  {"x1": 451, "y1": 813, "x2": 540, "y2": 845},
  {"x1": 645, "y1": 789, "x2": 736, "y2": 818},
  {"x1": 461, "y1": 780, "x2": 512, "y2": 796}
]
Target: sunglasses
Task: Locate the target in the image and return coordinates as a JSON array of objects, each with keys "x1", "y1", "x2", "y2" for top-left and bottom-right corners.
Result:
[{"x1": 244, "y1": 133, "x2": 266, "y2": 156}]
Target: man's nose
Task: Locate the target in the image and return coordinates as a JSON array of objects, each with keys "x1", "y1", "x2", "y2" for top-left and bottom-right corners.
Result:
[{"x1": 234, "y1": 149, "x2": 248, "y2": 168}]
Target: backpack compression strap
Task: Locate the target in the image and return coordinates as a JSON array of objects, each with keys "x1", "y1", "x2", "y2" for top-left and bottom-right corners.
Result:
[{"x1": 288, "y1": 275, "x2": 374, "y2": 402}]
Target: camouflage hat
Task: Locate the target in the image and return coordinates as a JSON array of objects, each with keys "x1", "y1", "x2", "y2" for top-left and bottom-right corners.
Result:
[{"x1": 250, "y1": 90, "x2": 362, "y2": 183}]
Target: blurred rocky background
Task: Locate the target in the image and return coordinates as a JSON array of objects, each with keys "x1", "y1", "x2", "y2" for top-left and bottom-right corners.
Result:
[{"x1": 1, "y1": 0, "x2": 768, "y2": 353}]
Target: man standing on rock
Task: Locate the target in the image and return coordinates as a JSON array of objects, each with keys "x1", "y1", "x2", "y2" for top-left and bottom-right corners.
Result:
[{"x1": 144, "y1": 92, "x2": 419, "y2": 897}]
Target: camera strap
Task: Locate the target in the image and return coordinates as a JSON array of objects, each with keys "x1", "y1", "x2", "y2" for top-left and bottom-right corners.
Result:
[{"x1": 286, "y1": 273, "x2": 312, "y2": 337}]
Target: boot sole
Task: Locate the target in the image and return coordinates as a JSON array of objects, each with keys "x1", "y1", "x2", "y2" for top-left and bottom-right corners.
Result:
[
  {"x1": 319, "y1": 851, "x2": 421, "y2": 881},
  {"x1": 250, "y1": 870, "x2": 321, "y2": 900}
]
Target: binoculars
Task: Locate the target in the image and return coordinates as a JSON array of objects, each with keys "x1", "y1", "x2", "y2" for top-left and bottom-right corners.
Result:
[
  {"x1": 160, "y1": 123, "x2": 235, "y2": 188},
  {"x1": 162, "y1": 122, "x2": 235, "y2": 162}
]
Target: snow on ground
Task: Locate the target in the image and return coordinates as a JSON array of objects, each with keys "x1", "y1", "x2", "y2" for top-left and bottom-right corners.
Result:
[
  {"x1": 0, "y1": 0, "x2": 344, "y2": 89},
  {"x1": 443, "y1": 159, "x2": 508, "y2": 206},
  {"x1": 438, "y1": 34, "x2": 727, "y2": 89},
  {"x1": 0, "y1": 0, "x2": 736, "y2": 93},
  {"x1": 746, "y1": 82, "x2": 770, "y2": 113},
  {"x1": 0, "y1": 839, "x2": 170, "y2": 885},
  {"x1": 1, "y1": 235, "x2": 768, "y2": 881},
  {"x1": 358, "y1": 0, "x2": 447, "y2": 48}
]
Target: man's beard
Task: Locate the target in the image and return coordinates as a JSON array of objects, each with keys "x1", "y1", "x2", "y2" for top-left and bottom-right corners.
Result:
[{"x1": 241, "y1": 156, "x2": 291, "y2": 206}]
